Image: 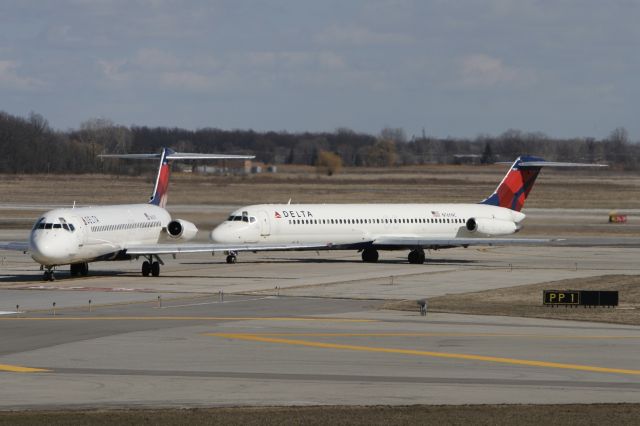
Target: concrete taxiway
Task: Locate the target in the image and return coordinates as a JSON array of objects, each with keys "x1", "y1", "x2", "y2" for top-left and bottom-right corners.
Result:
[{"x1": 1, "y1": 228, "x2": 640, "y2": 409}]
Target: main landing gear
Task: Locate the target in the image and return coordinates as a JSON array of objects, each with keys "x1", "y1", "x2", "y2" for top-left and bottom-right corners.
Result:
[
  {"x1": 408, "y1": 248, "x2": 426, "y2": 264},
  {"x1": 361, "y1": 248, "x2": 379, "y2": 263},
  {"x1": 141, "y1": 255, "x2": 162, "y2": 277},
  {"x1": 70, "y1": 262, "x2": 89, "y2": 277}
]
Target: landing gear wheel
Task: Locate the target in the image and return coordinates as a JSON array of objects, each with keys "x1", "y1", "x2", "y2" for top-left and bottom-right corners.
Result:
[
  {"x1": 70, "y1": 264, "x2": 79, "y2": 277},
  {"x1": 80, "y1": 262, "x2": 89, "y2": 276},
  {"x1": 151, "y1": 261, "x2": 160, "y2": 277},
  {"x1": 226, "y1": 255, "x2": 237, "y2": 264},
  {"x1": 43, "y1": 270, "x2": 55, "y2": 281},
  {"x1": 408, "y1": 249, "x2": 426, "y2": 264},
  {"x1": 142, "y1": 261, "x2": 151, "y2": 277},
  {"x1": 361, "y1": 248, "x2": 379, "y2": 263}
]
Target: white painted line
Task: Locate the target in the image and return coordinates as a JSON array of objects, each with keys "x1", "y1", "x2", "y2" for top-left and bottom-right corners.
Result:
[{"x1": 158, "y1": 296, "x2": 274, "y2": 309}]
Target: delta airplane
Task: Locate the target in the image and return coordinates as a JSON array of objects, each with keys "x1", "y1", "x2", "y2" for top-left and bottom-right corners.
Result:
[
  {"x1": 209, "y1": 156, "x2": 604, "y2": 264},
  {"x1": 0, "y1": 148, "x2": 258, "y2": 280}
]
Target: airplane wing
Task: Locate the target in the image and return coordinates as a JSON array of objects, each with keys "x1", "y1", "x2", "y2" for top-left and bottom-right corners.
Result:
[
  {"x1": 0, "y1": 241, "x2": 29, "y2": 252},
  {"x1": 371, "y1": 236, "x2": 557, "y2": 248},
  {"x1": 124, "y1": 242, "x2": 334, "y2": 255},
  {"x1": 124, "y1": 236, "x2": 559, "y2": 256}
]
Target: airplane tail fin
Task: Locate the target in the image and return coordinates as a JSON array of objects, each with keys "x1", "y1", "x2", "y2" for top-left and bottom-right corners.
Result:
[
  {"x1": 480, "y1": 156, "x2": 606, "y2": 212},
  {"x1": 149, "y1": 148, "x2": 172, "y2": 208}
]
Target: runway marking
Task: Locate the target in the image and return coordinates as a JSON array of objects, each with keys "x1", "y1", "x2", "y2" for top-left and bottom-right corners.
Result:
[
  {"x1": 158, "y1": 296, "x2": 273, "y2": 309},
  {"x1": 0, "y1": 364, "x2": 49, "y2": 373},
  {"x1": 218, "y1": 332, "x2": 640, "y2": 340},
  {"x1": 0, "y1": 316, "x2": 373, "y2": 323},
  {"x1": 209, "y1": 333, "x2": 640, "y2": 377}
]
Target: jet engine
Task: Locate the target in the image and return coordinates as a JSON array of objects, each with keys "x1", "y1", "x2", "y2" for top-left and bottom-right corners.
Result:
[
  {"x1": 465, "y1": 217, "x2": 517, "y2": 236},
  {"x1": 166, "y1": 219, "x2": 198, "y2": 241}
]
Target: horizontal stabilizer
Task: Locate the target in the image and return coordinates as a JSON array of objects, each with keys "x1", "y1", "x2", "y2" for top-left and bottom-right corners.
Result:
[
  {"x1": 517, "y1": 161, "x2": 607, "y2": 168},
  {"x1": 99, "y1": 152, "x2": 254, "y2": 160}
]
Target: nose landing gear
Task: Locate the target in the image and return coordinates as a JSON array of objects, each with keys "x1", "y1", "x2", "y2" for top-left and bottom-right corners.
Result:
[
  {"x1": 43, "y1": 267, "x2": 55, "y2": 281},
  {"x1": 226, "y1": 251, "x2": 237, "y2": 264}
]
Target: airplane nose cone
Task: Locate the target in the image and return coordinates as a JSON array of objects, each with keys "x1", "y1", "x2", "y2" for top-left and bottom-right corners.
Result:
[
  {"x1": 210, "y1": 225, "x2": 234, "y2": 243},
  {"x1": 30, "y1": 232, "x2": 73, "y2": 265}
]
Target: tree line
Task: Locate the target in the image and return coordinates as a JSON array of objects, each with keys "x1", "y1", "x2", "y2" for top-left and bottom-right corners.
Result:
[{"x1": 0, "y1": 110, "x2": 638, "y2": 174}]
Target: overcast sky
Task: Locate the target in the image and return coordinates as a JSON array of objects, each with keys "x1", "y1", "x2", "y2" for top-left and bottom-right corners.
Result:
[{"x1": 0, "y1": 0, "x2": 638, "y2": 140}]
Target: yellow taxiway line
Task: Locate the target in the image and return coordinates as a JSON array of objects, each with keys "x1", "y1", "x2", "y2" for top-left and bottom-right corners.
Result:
[
  {"x1": 0, "y1": 364, "x2": 49, "y2": 373},
  {"x1": 208, "y1": 333, "x2": 640, "y2": 377},
  {"x1": 218, "y1": 332, "x2": 640, "y2": 340}
]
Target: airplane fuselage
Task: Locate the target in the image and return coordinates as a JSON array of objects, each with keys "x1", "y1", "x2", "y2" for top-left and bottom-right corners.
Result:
[
  {"x1": 211, "y1": 203, "x2": 526, "y2": 247},
  {"x1": 30, "y1": 204, "x2": 171, "y2": 266}
]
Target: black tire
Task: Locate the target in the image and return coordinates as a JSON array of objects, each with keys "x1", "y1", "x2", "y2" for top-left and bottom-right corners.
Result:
[
  {"x1": 361, "y1": 248, "x2": 379, "y2": 263},
  {"x1": 408, "y1": 250, "x2": 425, "y2": 264},
  {"x1": 80, "y1": 262, "x2": 89, "y2": 276},
  {"x1": 142, "y1": 261, "x2": 151, "y2": 277},
  {"x1": 70, "y1": 264, "x2": 79, "y2": 277},
  {"x1": 151, "y1": 261, "x2": 160, "y2": 277},
  {"x1": 226, "y1": 255, "x2": 237, "y2": 264}
]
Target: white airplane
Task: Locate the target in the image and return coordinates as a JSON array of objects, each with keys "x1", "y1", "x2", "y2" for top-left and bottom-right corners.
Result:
[
  {"x1": 0, "y1": 148, "x2": 256, "y2": 280},
  {"x1": 209, "y1": 156, "x2": 604, "y2": 264}
]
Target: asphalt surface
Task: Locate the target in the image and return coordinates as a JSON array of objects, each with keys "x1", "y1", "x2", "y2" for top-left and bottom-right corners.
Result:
[{"x1": 1, "y1": 224, "x2": 640, "y2": 409}]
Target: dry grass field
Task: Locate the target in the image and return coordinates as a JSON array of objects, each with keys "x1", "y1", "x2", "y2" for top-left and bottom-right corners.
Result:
[
  {"x1": 1, "y1": 404, "x2": 640, "y2": 426},
  {"x1": 2, "y1": 164, "x2": 639, "y2": 233},
  {"x1": 2, "y1": 163, "x2": 639, "y2": 206},
  {"x1": 386, "y1": 274, "x2": 640, "y2": 325}
]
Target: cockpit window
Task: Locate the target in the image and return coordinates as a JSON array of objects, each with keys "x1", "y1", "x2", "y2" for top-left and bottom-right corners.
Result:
[
  {"x1": 250, "y1": 217, "x2": 256, "y2": 223},
  {"x1": 53, "y1": 224, "x2": 62, "y2": 229},
  {"x1": 228, "y1": 215, "x2": 253, "y2": 222},
  {"x1": 44, "y1": 223, "x2": 53, "y2": 229}
]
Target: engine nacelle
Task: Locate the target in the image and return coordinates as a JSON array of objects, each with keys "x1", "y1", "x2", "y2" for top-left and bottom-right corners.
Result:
[
  {"x1": 166, "y1": 219, "x2": 198, "y2": 241},
  {"x1": 466, "y1": 217, "x2": 517, "y2": 236}
]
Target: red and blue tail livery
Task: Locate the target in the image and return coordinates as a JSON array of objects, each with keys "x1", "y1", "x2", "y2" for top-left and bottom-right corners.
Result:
[
  {"x1": 480, "y1": 156, "x2": 606, "y2": 212},
  {"x1": 149, "y1": 148, "x2": 173, "y2": 208},
  {"x1": 480, "y1": 156, "x2": 543, "y2": 212}
]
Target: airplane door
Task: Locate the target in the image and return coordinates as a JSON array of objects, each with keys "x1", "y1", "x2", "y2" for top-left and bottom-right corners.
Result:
[{"x1": 259, "y1": 211, "x2": 271, "y2": 236}]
